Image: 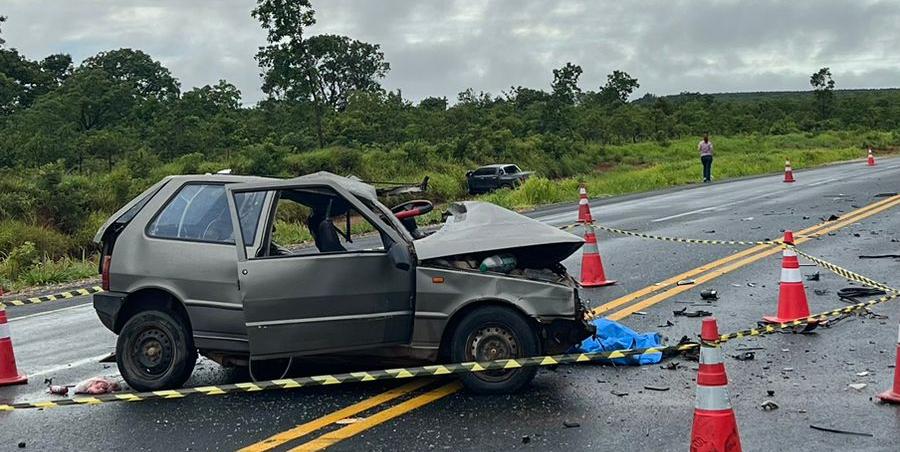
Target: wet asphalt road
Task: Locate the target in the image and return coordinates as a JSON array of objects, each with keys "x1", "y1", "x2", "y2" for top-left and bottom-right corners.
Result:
[{"x1": 1, "y1": 158, "x2": 899, "y2": 451}]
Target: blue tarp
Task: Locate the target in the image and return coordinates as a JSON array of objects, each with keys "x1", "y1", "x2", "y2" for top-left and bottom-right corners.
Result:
[{"x1": 575, "y1": 318, "x2": 663, "y2": 365}]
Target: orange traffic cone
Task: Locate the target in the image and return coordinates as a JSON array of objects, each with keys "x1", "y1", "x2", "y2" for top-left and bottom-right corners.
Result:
[
  {"x1": 0, "y1": 309, "x2": 27, "y2": 386},
  {"x1": 877, "y1": 324, "x2": 900, "y2": 404},
  {"x1": 690, "y1": 317, "x2": 742, "y2": 452},
  {"x1": 783, "y1": 159, "x2": 795, "y2": 183},
  {"x1": 577, "y1": 184, "x2": 593, "y2": 223},
  {"x1": 579, "y1": 225, "x2": 615, "y2": 287},
  {"x1": 867, "y1": 148, "x2": 876, "y2": 167},
  {"x1": 763, "y1": 231, "x2": 811, "y2": 324}
]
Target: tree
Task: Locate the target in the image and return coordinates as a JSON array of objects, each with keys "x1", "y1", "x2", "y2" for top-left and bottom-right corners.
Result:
[
  {"x1": 81, "y1": 49, "x2": 180, "y2": 101},
  {"x1": 181, "y1": 80, "x2": 242, "y2": 115},
  {"x1": 810, "y1": 67, "x2": 835, "y2": 120},
  {"x1": 252, "y1": 1, "x2": 389, "y2": 147},
  {"x1": 600, "y1": 70, "x2": 640, "y2": 104},
  {"x1": 0, "y1": 15, "x2": 6, "y2": 47},
  {"x1": 550, "y1": 62, "x2": 582, "y2": 105},
  {"x1": 418, "y1": 96, "x2": 447, "y2": 111}
]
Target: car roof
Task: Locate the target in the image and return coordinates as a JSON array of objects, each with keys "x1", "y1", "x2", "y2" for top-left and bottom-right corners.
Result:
[
  {"x1": 228, "y1": 171, "x2": 379, "y2": 202},
  {"x1": 478, "y1": 163, "x2": 517, "y2": 169}
]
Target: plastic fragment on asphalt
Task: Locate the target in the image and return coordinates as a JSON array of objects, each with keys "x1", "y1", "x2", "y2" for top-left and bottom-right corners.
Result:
[
  {"x1": 673, "y1": 307, "x2": 712, "y2": 317},
  {"x1": 848, "y1": 383, "x2": 867, "y2": 391},
  {"x1": 805, "y1": 272, "x2": 820, "y2": 281},
  {"x1": 563, "y1": 421, "x2": 580, "y2": 428},
  {"x1": 732, "y1": 352, "x2": 755, "y2": 361},
  {"x1": 610, "y1": 390, "x2": 628, "y2": 397},
  {"x1": 759, "y1": 400, "x2": 779, "y2": 411},
  {"x1": 676, "y1": 279, "x2": 695, "y2": 286}
]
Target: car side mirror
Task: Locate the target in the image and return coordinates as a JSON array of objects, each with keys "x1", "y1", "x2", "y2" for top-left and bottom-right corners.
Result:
[{"x1": 387, "y1": 240, "x2": 412, "y2": 271}]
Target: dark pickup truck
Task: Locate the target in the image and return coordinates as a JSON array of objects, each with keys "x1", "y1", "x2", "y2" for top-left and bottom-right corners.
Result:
[{"x1": 466, "y1": 164, "x2": 532, "y2": 195}]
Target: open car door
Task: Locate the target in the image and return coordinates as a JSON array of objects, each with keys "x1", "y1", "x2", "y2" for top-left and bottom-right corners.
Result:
[{"x1": 226, "y1": 176, "x2": 416, "y2": 359}]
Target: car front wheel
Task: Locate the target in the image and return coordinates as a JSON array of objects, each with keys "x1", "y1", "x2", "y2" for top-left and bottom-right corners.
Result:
[
  {"x1": 450, "y1": 306, "x2": 540, "y2": 394},
  {"x1": 116, "y1": 310, "x2": 197, "y2": 391}
]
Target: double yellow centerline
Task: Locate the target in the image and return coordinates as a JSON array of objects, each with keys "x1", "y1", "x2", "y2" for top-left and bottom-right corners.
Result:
[{"x1": 240, "y1": 194, "x2": 900, "y2": 451}]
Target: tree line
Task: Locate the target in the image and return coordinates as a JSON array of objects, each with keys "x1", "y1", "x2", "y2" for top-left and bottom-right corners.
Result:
[{"x1": 1, "y1": 1, "x2": 899, "y2": 262}]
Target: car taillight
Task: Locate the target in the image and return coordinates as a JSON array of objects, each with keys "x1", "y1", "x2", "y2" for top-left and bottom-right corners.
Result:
[{"x1": 101, "y1": 255, "x2": 112, "y2": 291}]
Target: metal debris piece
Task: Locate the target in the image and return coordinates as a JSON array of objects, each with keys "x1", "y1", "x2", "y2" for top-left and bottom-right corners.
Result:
[
  {"x1": 676, "y1": 279, "x2": 695, "y2": 286},
  {"x1": 673, "y1": 307, "x2": 712, "y2": 318},
  {"x1": 804, "y1": 272, "x2": 820, "y2": 281},
  {"x1": 809, "y1": 425, "x2": 873, "y2": 437},
  {"x1": 644, "y1": 385, "x2": 670, "y2": 392},
  {"x1": 760, "y1": 400, "x2": 779, "y2": 411},
  {"x1": 522, "y1": 436, "x2": 531, "y2": 444},
  {"x1": 873, "y1": 192, "x2": 898, "y2": 197},
  {"x1": 661, "y1": 362, "x2": 680, "y2": 370},
  {"x1": 657, "y1": 320, "x2": 675, "y2": 328},
  {"x1": 563, "y1": 421, "x2": 580, "y2": 428},
  {"x1": 858, "y1": 254, "x2": 900, "y2": 259},
  {"x1": 610, "y1": 390, "x2": 629, "y2": 397},
  {"x1": 700, "y1": 289, "x2": 718, "y2": 301},
  {"x1": 766, "y1": 390, "x2": 775, "y2": 396},
  {"x1": 732, "y1": 351, "x2": 755, "y2": 361},
  {"x1": 813, "y1": 289, "x2": 830, "y2": 296}
]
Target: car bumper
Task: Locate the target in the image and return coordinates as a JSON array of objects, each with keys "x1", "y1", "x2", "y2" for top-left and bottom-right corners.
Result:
[{"x1": 93, "y1": 291, "x2": 127, "y2": 332}]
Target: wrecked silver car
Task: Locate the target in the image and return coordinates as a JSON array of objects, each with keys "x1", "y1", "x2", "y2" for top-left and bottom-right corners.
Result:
[{"x1": 93, "y1": 172, "x2": 593, "y2": 393}]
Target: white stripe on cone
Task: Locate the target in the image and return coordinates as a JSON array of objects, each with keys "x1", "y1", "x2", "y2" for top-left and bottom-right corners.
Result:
[
  {"x1": 783, "y1": 248, "x2": 797, "y2": 258},
  {"x1": 699, "y1": 346, "x2": 724, "y2": 364},
  {"x1": 695, "y1": 385, "x2": 733, "y2": 411},
  {"x1": 781, "y1": 267, "x2": 802, "y2": 283}
]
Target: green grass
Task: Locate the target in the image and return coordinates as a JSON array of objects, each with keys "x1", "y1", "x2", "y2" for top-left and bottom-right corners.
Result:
[{"x1": 3, "y1": 131, "x2": 894, "y2": 293}]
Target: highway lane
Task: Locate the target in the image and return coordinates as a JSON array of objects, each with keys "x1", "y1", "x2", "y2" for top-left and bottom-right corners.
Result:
[{"x1": 0, "y1": 157, "x2": 897, "y2": 450}]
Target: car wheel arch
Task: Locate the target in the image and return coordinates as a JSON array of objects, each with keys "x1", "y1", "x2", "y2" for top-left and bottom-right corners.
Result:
[
  {"x1": 437, "y1": 298, "x2": 537, "y2": 361},
  {"x1": 114, "y1": 287, "x2": 192, "y2": 335}
]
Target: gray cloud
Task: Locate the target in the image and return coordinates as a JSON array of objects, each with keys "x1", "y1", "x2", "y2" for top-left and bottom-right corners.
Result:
[{"x1": 3, "y1": 0, "x2": 900, "y2": 104}]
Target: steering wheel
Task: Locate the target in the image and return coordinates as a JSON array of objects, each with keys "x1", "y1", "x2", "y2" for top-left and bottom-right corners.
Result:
[{"x1": 391, "y1": 200, "x2": 434, "y2": 220}]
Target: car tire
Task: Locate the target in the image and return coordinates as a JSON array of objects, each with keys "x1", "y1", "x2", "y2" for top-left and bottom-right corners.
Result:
[
  {"x1": 116, "y1": 310, "x2": 197, "y2": 391},
  {"x1": 450, "y1": 306, "x2": 540, "y2": 394}
]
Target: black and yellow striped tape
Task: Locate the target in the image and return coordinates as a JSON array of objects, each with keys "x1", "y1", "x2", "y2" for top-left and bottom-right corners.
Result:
[
  {"x1": 0, "y1": 343, "x2": 698, "y2": 411},
  {"x1": 787, "y1": 246, "x2": 898, "y2": 293},
  {"x1": 718, "y1": 292, "x2": 900, "y2": 343},
  {"x1": 0, "y1": 286, "x2": 104, "y2": 309},
  {"x1": 563, "y1": 222, "x2": 781, "y2": 246}
]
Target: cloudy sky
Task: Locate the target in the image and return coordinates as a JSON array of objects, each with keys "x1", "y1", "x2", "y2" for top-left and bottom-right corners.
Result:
[{"x1": 4, "y1": 0, "x2": 900, "y2": 104}]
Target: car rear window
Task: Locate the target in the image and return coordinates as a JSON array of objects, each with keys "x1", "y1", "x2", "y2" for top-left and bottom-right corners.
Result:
[
  {"x1": 473, "y1": 167, "x2": 497, "y2": 176},
  {"x1": 147, "y1": 183, "x2": 265, "y2": 246}
]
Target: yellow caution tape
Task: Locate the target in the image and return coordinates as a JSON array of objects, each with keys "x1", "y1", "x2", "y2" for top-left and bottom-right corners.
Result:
[{"x1": 0, "y1": 286, "x2": 104, "y2": 309}]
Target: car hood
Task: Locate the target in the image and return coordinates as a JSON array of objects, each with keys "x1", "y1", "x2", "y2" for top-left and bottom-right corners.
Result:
[{"x1": 414, "y1": 201, "x2": 584, "y2": 265}]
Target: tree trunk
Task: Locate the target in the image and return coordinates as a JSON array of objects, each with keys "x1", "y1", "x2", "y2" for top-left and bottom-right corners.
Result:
[{"x1": 314, "y1": 101, "x2": 325, "y2": 148}]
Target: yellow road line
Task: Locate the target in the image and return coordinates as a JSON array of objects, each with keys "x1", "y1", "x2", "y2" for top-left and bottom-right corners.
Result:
[
  {"x1": 238, "y1": 379, "x2": 434, "y2": 452},
  {"x1": 607, "y1": 195, "x2": 900, "y2": 320},
  {"x1": 593, "y1": 194, "x2": 900, "y2": 317},
  {"x1": 288, "y1": 381, "x2": 463, "y2": 452}
]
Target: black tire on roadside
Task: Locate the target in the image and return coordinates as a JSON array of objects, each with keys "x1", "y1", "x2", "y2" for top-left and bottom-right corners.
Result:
[
  {"x1": 116, "y1": 310, "x2": 197, "y2": 392},
  {"x1": 450, "y1": 306, "x2": 540, "y2": 394}
]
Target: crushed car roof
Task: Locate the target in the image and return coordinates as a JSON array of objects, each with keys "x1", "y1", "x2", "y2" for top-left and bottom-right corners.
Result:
[
  {"x1": 414, "y1": 201, "x2": 584, "y2": 263},
  {"x1": 228, "y1": 171, "x2": 379, "y2": 202}
]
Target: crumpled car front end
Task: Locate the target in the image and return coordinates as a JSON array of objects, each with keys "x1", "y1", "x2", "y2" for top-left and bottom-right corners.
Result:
[{"x1": 413, "y1": 201, "x2": 595, "y2": 355}]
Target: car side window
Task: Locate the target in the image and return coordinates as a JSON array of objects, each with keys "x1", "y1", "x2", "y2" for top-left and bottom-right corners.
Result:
[
  {"x1": 472, "y1": 167, "x2": 496, "y2": 176},
  {"x1": 243, "y1": 187, "x2": 388, "y2": 259},
  {"x1": 147, "y1": 183, "x2": 264, "y2": 246},
  {"x1": 504, "y1": 165, "x2": 519, "y2": 174}
]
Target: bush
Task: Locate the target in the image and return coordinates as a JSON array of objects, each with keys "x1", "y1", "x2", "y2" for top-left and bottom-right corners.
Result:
[{"x1": 0, "y1": 221, "x2": 72, "y2": 258}]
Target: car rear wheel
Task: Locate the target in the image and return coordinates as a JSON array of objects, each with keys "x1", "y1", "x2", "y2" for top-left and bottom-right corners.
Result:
[
  {"x1": 450, "y1": 306, "x2": 539, "y2": 394},
  {"x1": 116, "y1": 310, "x2": 197, "y2": 391}
]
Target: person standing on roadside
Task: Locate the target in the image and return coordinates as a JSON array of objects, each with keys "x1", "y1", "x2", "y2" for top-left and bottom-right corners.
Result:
[{"x1": 698, "y1": 132, "x2": 714, "y2": 183}]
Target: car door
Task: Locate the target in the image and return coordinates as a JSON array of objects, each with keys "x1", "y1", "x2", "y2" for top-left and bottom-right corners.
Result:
[{"x1": 226, "y1": 180, "x2": 416, "y2": 359}]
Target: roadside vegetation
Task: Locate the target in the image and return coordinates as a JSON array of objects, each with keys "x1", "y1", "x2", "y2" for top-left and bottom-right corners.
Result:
[{"x1": 1, "y1": 5, "x2": 899, "y2": 291}]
